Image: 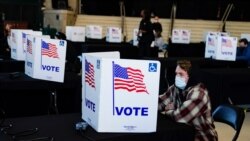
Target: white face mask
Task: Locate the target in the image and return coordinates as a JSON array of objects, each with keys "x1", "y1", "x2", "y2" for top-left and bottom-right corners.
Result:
[{"x1": 175, "y1": 75, "x2": 187, "y2": 90}]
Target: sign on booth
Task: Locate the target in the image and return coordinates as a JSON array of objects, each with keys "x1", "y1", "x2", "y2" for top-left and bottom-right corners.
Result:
[
  {"x1": 25, "y1": 35, "x2": 67, "y2": 82},
  {"x1": 82, "y1": 51, "x2": 160, "y2": 133}
]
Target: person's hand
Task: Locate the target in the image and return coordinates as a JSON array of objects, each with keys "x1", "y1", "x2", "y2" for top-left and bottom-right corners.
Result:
[{"x1": 165, "y1": 102, "x2": 175, "y2": 111}]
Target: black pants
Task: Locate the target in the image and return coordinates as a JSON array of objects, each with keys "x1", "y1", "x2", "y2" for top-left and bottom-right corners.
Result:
[{"x1": 138, "y1": 41, "x2": 152, "y2": 58}]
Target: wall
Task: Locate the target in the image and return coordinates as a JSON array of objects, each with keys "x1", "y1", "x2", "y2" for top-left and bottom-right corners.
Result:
[
  {"x1": 75, "y1": 15, "x2": 250, "y2": 43},
  {"x1": 45, "y1": 0, "x2": 78, "y2": 13}
]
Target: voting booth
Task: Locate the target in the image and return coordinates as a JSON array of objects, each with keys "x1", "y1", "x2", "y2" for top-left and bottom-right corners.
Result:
[
  {"x1": 10, "y1": 29, "x2": 33, "y2": 60},
  {"x1": 25, "y1": 35, "x2": 67, "y2": 82},
  {"x1": 205, "y1": 34, "x2": 218, "y2": 58},
  {"x1": 106, "y1": 27, "x2": 122, "y2": 43},
  {"x1": 66, "y1": 26, "x2": 86, "y2": 42},
  {"x1": 10, "y1": 30, "x2": 43, "y2": 61},
  {"x1": 133, "y1": 28, "x2": 139, "y2": 46},
  {"x1": 205, "y1": 34, "x2": 237, "y2": 61},
  {"x1": 23, "y1": 31, "x2": 43, "y2": 55},
  {"x1": 171, "y1": 29, "x2": 191, "y2": 44},
  {"x1": 82, "y1": 52, "x2": 160, "y2": 133},
  {"x1": 86, "y1": 25, "x2": 102, "y2": 39}
]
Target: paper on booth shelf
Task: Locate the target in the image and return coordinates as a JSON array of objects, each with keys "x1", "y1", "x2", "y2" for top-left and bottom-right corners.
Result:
[
  {"x1": 25, "y1": 35, "x2": 67, "y2": 82},
  {"x1": 82, "y1": 51, "x2": 160, "y2": 133}
]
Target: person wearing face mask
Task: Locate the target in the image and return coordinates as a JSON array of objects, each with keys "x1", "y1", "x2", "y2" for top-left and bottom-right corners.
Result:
[{"x1": 158, "y1": 60, "x2": 218, "y2": 141}]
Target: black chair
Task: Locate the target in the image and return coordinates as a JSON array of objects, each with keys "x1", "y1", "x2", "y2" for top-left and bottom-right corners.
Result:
[{"x1": 212, "y1": 104, "x2": 246, "y2": 141}]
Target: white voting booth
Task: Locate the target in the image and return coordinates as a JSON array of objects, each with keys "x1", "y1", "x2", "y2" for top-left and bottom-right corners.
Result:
[
  {"x1": 171, "y1": 29, "x2": 191, "y2": 44},
  {"x1": 25, "y1": 35, "x2": 67, "y2": 82},
  {"x1": 106, "y1": 27, "x2": 122, "y2": 43},
  {"x1": 205, "y1": 35, "x2": 218, "y2": 58},
  {"x1": 10, "y1": 29, "x2": 43, "y2": 61},
  {"x1": 66, "y1": 26, "x2": 86, "y2": 42},
  {"x1": 86, "y1": 25, "x2": 102, "y2": 39},
  {"x1": 205, "y1": 34, "x2": 237, "y2": 61},
  {"x1": 23, "y1": 31, "x2": 43, "y2": 55},
  {"x1": 10, "y1": 29, "x2": 33, "y2": 60},
  {"x1": 82, "y1": 52, "x2": 160, "y2": 133}
]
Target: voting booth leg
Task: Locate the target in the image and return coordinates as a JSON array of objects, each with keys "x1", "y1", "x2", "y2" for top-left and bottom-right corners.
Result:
[{"x1": 48, "y1": 90, "x2": 59, "y2": 115}]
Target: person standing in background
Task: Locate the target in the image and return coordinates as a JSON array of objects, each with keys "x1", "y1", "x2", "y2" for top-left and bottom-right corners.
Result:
[
  {"x1": 137, "y1": 9, "x2": 154, "y2": 58},
  {"x1": 236, "y1": 38, "x2": 250, "y2": 66}
]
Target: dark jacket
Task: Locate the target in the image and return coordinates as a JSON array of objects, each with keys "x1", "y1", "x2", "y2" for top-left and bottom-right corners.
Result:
[{"x1": 236, "y1": 45, "x2": 250, "y2": 66}]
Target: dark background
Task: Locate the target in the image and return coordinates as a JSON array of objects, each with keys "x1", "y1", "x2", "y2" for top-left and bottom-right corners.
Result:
[
  {"x1": 82, "y1": 0, "x2": 250, "y2": 21},
  {"x1": 1, "y1": 0, "x2": 250, "y2": 38}
]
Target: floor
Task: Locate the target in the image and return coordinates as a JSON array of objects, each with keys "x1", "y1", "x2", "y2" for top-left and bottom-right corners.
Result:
[{"x1": 215, "y1": 112, "x2": 250, "y2": 141}]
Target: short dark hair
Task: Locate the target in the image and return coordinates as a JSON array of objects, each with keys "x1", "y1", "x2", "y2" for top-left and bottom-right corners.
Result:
[
  {"x1": 239, "y1": 38, "x2": 248, "y2": 45},
  {"x1": 142, "y1": 9, "x2": 151, "y2": 21},
  {"x1": 177, "y1": 60, "x2": 192, "y2": 74}
]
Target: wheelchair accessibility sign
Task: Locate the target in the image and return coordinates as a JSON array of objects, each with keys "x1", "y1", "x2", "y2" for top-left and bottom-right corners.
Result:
[{"x1": 148, "y1": 63, "x2": 157, "y2": 72}]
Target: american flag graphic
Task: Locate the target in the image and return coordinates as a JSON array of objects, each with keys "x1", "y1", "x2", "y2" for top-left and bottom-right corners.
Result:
[
  {"x1": 85, "y1": 59, "x2": 95, "y2": 88},
  {"x1": 112, "y1": 28, "x2": 118, "y2": 34},
  {"x1": 208, "y1": 37, "x2": 215, "y2": 46},
  {"x1": 222, "y1": 38, "x2": 232, "y2": 48},
  {"x1": 113, "y1": 63, "x2": 148, "y2": 94},
  {"x1": 182, "y1": 30, "x2": 188, "y2": 36},
  {"x1": 12, "y1": 32, "x2": 16, "y2": 43},
  {"x1": 173, "y1": 30, "x2": 178, "y2": 36},
  {"x1": 41, "y1": 40, "x2": 59, "y2": 58},
  {"x1": 27, "y1": 39, "x2": 32, "y2": 54},
  {"x1": 22, "y1": 33, "x2": 26, "y2": 44},
  {"x1": 94, "y1": 26, "x2": 100, "y2": 32}
]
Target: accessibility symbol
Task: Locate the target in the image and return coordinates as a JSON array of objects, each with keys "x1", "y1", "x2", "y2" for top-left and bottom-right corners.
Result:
[{"x1": 148, "y1": 63, "x2": 157, "y2": 72}]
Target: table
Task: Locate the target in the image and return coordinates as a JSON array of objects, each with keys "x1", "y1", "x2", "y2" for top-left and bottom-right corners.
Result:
[
  {"x1": 0, "y1": 113, "x2": 195, "y2": 141},
  {"x1": 0, "y1": 72, "x2": 82, "y2": 118},
  {"x1": 69, "y1": 41, "x2": 159, "y2": 59},
  {"x1": 167, "y1": 42, "x2": 205, "y2": 57},
  {"x1": 200, "y1": 68, "x2": 250, "y2": 110},
  {"x1": 0, "y1": 59, "x2": 24, "y2": 73}
]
